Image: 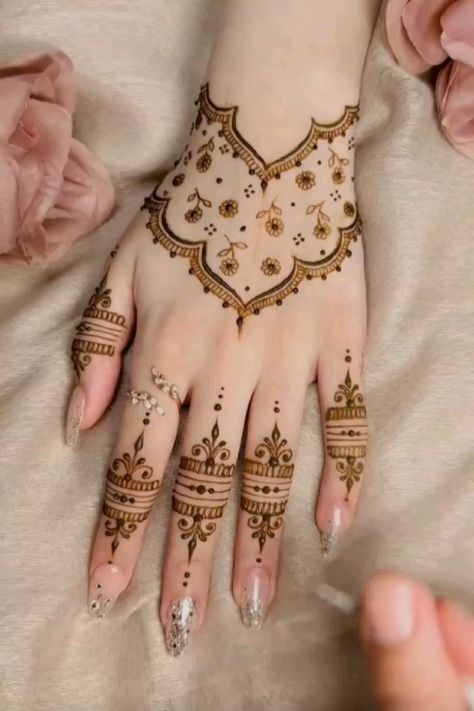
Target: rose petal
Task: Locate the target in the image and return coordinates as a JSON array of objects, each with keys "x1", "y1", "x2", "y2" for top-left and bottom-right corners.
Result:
[
  {"x1": 402, "y1": 0, "x2": 453, "y2": 66},
  {"x1": 384, "y1": 0, "x2": 433, "y2": 74},
  {"x1": 440, "y1": 0, "x2": 474, "y2": 67},
  {"x1": 436, "y1": 59, "x2": 474, "y2": 159},
  {"x1": 0, "y1": 51, "x2": 114, "y2": 265}
]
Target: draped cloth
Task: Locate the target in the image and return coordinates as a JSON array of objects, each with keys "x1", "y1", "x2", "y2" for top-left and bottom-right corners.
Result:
[{"x1": 0, "y1": 1, "x2": 473, "y2": 709}]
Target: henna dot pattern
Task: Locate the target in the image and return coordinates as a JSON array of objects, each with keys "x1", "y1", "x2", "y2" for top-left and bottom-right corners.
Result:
[{"x1": 143, "y1": 84, "x2": 360, "y2": 321}]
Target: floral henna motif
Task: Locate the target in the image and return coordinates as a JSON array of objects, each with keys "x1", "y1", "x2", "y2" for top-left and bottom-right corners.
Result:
[
  {"x1": 185, "y1": 188, "x2": 212, "y2": 223},
  {"x1": 325, "y1": 361, "x2": 368, "y2": 500},
  {"x1": 103, "y1": 432, "x2": 159, "y2": 556},
  {"x1": 241, "y1": 423, "x2": 294, "y2": 554},
  {"x1": 71, "y1": 272, "x2": 127, "y2": 375},
  {"x1": 328, "y1": 148, "x2": 350, "y2": 184},
  {"x1": 143, "y1": 85, "x2": 361, "y2": 323},
  {"x1": 172, "y1": 420, "x2": 234, "y2": 563},
  {"x1": 306, "y1": 201, "x2": 332, "y2": 239},
  {"x1": 217, "y1": 234, "x2": 247, "y2": 276}
]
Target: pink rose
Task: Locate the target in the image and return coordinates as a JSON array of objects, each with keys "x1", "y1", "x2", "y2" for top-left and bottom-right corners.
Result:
[
  {"x1": 384, "y1": 0, "x2": 474, "y2": 160},
  {"x1": 436, "y1": 60, "x2": 474, "y2": 158},
  {"x1": 0, "y1": 52, "x2": 115, "y2": 265}
]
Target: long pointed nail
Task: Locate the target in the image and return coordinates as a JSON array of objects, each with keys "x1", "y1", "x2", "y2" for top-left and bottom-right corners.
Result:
[
  {"x1": 88, "y1": 563, "x2": 127, "y2": 618},
  {"x1": 239, "y1": 568, "x2": 270, "y2": 630},
  {"x1": 66, "y1": 385, "x2": 85, "y2": 447},
  {"x1": 321, "y1": 506, "x2": 343, "y2": 560},
  {"x1": 166, "y1": 597, "x2": 196, "y2": 657}
]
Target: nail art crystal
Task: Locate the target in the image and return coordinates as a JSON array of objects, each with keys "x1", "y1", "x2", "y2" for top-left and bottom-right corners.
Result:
[
  {"x1": 240, "y1": 573, "x2": 267, "y2": 630},
  {"x1": 88, "y1": 563, "x2": 125, "y2": 619},
  {"x1": 321, "y1": 507, "x2": 342, "y2": 560},
  {"x1": 66, "y1": 386, "x2": 85, "y2": 447},
  {"x1": 89, "y1": 591, "x2": 114, "y2": 618},
  {"x1": 166, "y1": 597, "x2": 196, "y2": 657}
]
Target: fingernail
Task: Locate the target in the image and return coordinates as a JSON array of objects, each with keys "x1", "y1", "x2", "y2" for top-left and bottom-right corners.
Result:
[
  {"x1": 88, "y1": 563, "x2": 127, "y2": 618},
  {"x1": 239, "y1": 569, "x2": 270, "y2": 630},
  {"x1": 321, "y1": 506, "x2": 343, "y2": 560},
  {"x1": 364, "y1": 578, "x2": 415, "y2": 646},
  {"x1": 66, "y1": 385, "x2": 85, "y2": 447},
  {"x1": 166, "y1": 597, "x2": 196, "y2": 657}
]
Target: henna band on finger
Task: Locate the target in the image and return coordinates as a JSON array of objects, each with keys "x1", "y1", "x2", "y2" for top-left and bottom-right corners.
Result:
[{"x1": 151, "y1": 366, "x2": 182, "y2": 408}]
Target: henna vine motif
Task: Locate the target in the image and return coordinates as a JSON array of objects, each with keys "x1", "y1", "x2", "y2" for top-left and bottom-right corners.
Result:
[
  {"x1": 185, "y1": 188, "x2": 212, "y2": 223},
  {"x1": 325, "y1": 364, "x2": 368, "y2": 500},
  {"x1": 217, "y1": 234, "x2": 247, "y2": 276},
  {"x1": 144, "y1": 84, "x2": 361, "y2": 323},
  {"x1": 196, "y1": 137, "x2": 215, "y2": 173},
  {"x1": 173, "y1": 419, "x2": 234, "y2": 563},
  {"x1": 103, "y1": 431, "x2": 159, "y2": 556},
  {"x1": 306, "y1": 201, "x2": 331, "y2": 239},
  {"x1": 71, "y1": 272, "x2": 126, "y2": 375},
  {"x1": 256, "y1": 199, "x2": 284, "y2": 237},
  {"x1": 241, "y1": 423, "x2": 294, "y2": 554},
  {"x1": 328, "y1": 148, "x2": 349, "y2": 184}
]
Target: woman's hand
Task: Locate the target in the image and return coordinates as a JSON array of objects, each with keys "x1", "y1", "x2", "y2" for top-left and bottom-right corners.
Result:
[
  {"x1": 66, "y1": 0, "x2": 379, "y2": 655},
  {"x1": 360, "y1": 572, "x2": 474, "y2": 711}
]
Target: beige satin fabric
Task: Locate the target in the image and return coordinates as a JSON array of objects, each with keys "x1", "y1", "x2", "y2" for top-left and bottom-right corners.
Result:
[{"x1": 0, "y1": 2, "x2": 473, "y2": 709}]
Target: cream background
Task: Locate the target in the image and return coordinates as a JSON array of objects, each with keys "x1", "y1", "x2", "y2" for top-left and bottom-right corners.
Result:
[{"x1": 1, "y1": 2, "x2": 473, "y2": 709}]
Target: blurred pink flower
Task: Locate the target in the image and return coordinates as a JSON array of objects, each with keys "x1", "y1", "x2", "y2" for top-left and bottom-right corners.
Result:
[
  {"x1": 436, "y1": 60, "x2": 474, "y2": 158},
  {"x1": 0, "y1": 51, "x2": 114, "y2": 265},
  {"x1": 384, "y1": 0, "x2": 474, "y2": 159}
]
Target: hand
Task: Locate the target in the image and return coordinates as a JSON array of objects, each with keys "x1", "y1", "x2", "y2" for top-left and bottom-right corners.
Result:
[
  {"x1": 360, "y1": 572, "x2": 474, "y2": 711},
  {"x1": 66, "y1": 0, "x2": 378, "y2": 656}
]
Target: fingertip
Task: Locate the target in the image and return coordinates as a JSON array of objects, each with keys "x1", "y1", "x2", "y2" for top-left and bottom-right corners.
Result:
[{"x1": 437, "y1": 598, "x2": 474, "y2": 677}]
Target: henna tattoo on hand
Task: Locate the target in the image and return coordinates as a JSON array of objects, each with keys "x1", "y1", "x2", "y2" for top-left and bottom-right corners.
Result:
[
  {"x1": 325, "y1": 354, "x2": 368, "y2": 500},
  {"x1": 241, "y1": 423, "x2": 294, "y2": 554},
  {"x1": 71, "y1": 272, "x2": 126, "y2": 375},
  {"x1": 103, "y1": 431, "x2": 159, "y2": 556},
  {"x1": 143, "y1": 84, "x2": 361, "y2": 324},
  {"x1": 172, "y1": 419, "x2": 234, "y2": 563}
]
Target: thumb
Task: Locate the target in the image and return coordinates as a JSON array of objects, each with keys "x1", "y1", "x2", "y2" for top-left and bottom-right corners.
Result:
[
  {"x1": 360, "y1": 571, "x2": 465, "y2": 711},
  {"x1": 66, "y1": 238, "x2": 136, "y2": 446}
]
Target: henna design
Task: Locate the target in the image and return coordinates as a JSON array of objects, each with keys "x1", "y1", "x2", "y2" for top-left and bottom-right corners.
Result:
[
  {"x1": 241, "y1": 423, "x2": 294, "y2": 554},
  {"x1": 103, "y1": 432, "x2": 159, "y2": 556},
  {"x1": 325, "y1": 360, "x2": 367, "y2": 500},
  {"x1": 172, "y1": 420, "x2": 234, "y2": 563},
  {"x1": 328, "y1": 148, "x2": 350, "y2": 184},
  {"x1": 185, "y1": 188, "x2": 212, "y2": 223},
  {"x1": 196, "y1": 137, "x2": 215, "y2": 173},
  {"x1": 295, "y1": 170, "x2": 316, "y2": 190},
  {"x1": 144, "y1": 85, "x2": 361, "y2": 322},
  {"x1": 71, "y1": 272, "x2": 126, "y2": 375},
  {"x1": 256, "y1": 199, "x2": 284, "y2": 237},
  {"x1": 260, "y1": 258, "x2": 281, "y2": 276},
  {"x1": 217, "y1": 234, "x2": 247, "y2": 276},
  {"x1": 306, "y1": 202, "x2": 331, "y2": 239},
  {"x1": 218, "y1": 199, "x2": 239, "y2": 218}
]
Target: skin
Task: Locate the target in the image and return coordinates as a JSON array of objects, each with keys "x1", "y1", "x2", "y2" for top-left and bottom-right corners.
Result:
[
  {"x1": 68, "y1": 0, "x2": 380, "y2": 644},
  {"x1": 360, "y1": 572, "x2": 474, "y2": 711}
]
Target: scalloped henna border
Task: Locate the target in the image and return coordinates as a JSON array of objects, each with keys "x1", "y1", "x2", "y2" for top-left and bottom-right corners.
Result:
[
  {"x1": 197, "y1": 83, "x2": 359, "y2": 185},
  {"x1": 143, "y1": 195, "x2": 361, "y2": 320}
]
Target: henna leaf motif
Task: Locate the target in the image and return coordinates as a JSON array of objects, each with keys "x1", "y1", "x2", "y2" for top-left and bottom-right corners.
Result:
[{"x1": 255, "y1": 423, "x2": 293, "y2": 465}]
